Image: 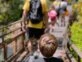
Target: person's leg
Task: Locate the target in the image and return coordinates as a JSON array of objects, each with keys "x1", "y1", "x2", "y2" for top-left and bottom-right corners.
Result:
[
  {"x1": 34, "y1": 28, "x2": 45, "y2": 39},
  {"x1": 28, "y1": 28, "x2": 45, "y2": 52},
  {"x1": 28, "y1": 28, "x2": 39, "y2": 52},
  {"x1": 28, "y1": 27, "x2": 35, "y2": 39}
]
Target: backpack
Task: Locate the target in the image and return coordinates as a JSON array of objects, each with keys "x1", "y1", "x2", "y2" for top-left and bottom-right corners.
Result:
[
  {"x1": 28, "y1": 0, "x2": 43, "y2": 24},
  {"x1": 27, "y1": 56, "x2": 63, "y2": 62},
  {"x1": 28, "y1": 56, "x2": 45, "y2": 62}
]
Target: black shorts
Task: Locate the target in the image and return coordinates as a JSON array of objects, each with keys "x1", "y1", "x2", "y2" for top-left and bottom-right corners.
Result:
[{"x1": 28, "y1": 27, "x2": 45, "y2": 39}]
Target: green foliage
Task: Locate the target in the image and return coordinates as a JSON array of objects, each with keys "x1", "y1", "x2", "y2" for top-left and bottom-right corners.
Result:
[
  {"x1": 0, "y1": 0, "x2": 54, "y2": 25},
  {"x1": 70, "y1": 1, "x2": 82, "y2": 52},
  {"x1": 70, "y1": 21, "x2": 82, "y2": 52},
  {"x1": 0, "y1": 0, "x2": 24, "y2": 25}
]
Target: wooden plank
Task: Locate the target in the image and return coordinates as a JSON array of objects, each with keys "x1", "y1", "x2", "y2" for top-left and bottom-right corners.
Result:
[
  {"x1": 66, "y1": 48, "x2": 77, "y2": 62},
  {"x1": 16, "y1": 51, "x2": 28, "y2": 62},
  {"x1": 3, "y1": 44, "x2": 7, "y2": 60},
  {"x1": 6, "y1": 50, "x2": 23, "y2": 62},
  {"x1": 71, "y1": 44, "x2": 82, "y2": 59},
  {"x1": 13, "y1": 40, "x2": 17, "y2": 55},
  {"x1": 10, "y1": 31, "x2": 25, "y2": 40},
  {"x1": 0, "y1": 19, "x2": 26, "y2": 39},
  {"x1": 4, "y1": 31, "x2": 25, "y2": 44}
]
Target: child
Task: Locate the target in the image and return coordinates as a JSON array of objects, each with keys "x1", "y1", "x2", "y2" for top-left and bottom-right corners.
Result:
[
  {"x1": 48, "y1": 6, "x2": 57, "y2": 25},
  {"x1": 45, "y1": 6, "x2": 57, "y2": 33},
  {"x1": 39, "y1": 33, "x2": 64, "y2": 62},
  {"x1": 39, "y1": 33, "x2": 58, "y2": 57},
  {"x1": 27, "y1": 33, "x2": 63, "y2": 62}
]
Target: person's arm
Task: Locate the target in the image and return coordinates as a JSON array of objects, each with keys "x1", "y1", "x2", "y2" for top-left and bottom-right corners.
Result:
[
  {"x1": 22, "y1": 0, "x2": 30, "y2": 21},
  {"x1": 22, "y1": 10, "x2": 27, "y2": 21},
  {"x1": 44, "y1": 24, "x2": 50, "y2": 33},
  {"x1": 21, "y1": 0, "x2": 30, "y2": 29}
]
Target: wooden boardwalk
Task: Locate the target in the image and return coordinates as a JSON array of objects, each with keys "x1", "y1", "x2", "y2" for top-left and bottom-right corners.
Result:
[
  {"x1": 1, "y1": 5, "x2": 82, "y2": 62},
  {"x1": 0, "y1": 14, "x2": 71, "y2": 62},
  {"x1": 22, "y1": 16, "x2": 70, "y2": 62}
]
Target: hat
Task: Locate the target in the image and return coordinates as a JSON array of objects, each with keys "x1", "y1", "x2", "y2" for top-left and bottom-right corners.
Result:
[{"x1": 48, "y1": 10, "x2": 57, "y2": 21}]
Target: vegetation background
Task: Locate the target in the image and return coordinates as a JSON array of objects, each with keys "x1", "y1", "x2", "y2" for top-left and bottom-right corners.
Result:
[
  {"x1": 0, "y1": 0, "x2": 24, "y2": 25},
  {"x1": 0, "y1": 0, "x2": 54, "y2": 25}
]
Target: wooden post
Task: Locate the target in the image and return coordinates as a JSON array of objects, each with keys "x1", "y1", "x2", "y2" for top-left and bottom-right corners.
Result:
[
  {"x1": 78, "y1": 56, "x2": 81, "y2": 62},
  {"x1": 12, "y1": 39, "x2": 17, "y2": 55},
  {"x1": 22, "y1": 34, "x2": 25, "y2": 51},
  {"x1": 3, "y1": 43, "x2": 7, "y2": 61},
  {"x1": 17, "y1": 35, "x2": 24, "y2": 52},
  {"x1": 20, "y1": 21, "x2": 25, "y2": 51},
  {"x1": 2, "y1": 26, "x2": 7, "y2": 61}
]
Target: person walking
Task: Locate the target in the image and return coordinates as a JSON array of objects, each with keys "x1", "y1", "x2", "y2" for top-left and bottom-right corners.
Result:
[
  {"x1": 22, "y1": 0, "x2": 48, "y2": 40},
  {"x1": 27, "y1": 33, "x2": 64, "y2": 62}
]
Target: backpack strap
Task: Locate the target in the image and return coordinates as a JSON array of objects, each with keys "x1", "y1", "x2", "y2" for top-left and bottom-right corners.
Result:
[
  {"x1": 40, "y1": 0, "x2": 48, "y2": 14},
  {"x1": 28, "y1": 0, "x2": 48, "y2": 14}
]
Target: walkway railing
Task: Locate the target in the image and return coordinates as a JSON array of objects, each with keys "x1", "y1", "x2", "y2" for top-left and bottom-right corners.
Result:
[
  {"x1": 0, "y1": 20, "x2": 28, "y2": 62},
  {"x1": 67, "y1": 41, "x2": 82, "y2": 62},
  {"x1": 0, "y1": 19, "x2": 82, "y2": 62}
]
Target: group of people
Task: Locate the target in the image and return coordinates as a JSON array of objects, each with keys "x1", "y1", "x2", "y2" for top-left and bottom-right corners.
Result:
[
  {"x1": 48, "y1": 0, "x2": 69, "y2": 29},
  {"x1": 22, "y1": 0, "x2": 69, "y2": 62}
]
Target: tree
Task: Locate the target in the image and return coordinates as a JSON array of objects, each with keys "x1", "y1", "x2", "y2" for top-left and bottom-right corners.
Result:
[{"x1": 0, "y1": 0, "x2": 24, "y2": 25}]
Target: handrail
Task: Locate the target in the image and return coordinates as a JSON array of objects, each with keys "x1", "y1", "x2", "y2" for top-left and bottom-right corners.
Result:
[
  {"x1": 67, "y1": 41, "x2": 82, "y2": 62},
  {"x1": 0, "y1": 45, "x2": 4, "y2": 61},
  {"x1": 71, "y1": 44, "x2": 82, "y2": 58},
  {"x1": 0, "y1": 19, "x2": 25, "y2": 38},
  {"x1": 0, "y1": 19, "x2": 22, "y2": 29},
  {"x1": 0, "y1": 19, "x2": 28, "y2": 62}
]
